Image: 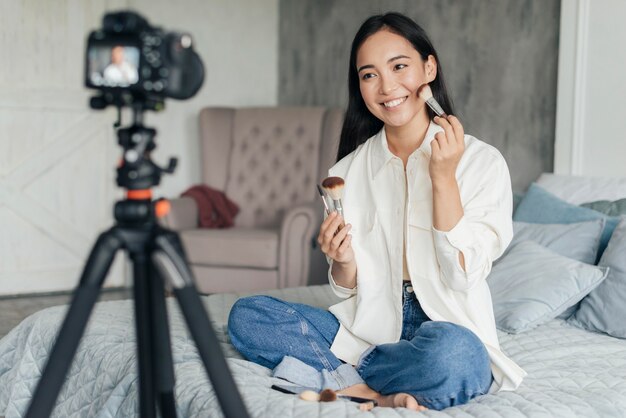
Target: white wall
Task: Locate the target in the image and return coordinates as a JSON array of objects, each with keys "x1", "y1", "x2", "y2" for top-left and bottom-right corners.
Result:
[
  {"x1": 128, "y1": 0, "x2": 279, "y2": 198},
  {"x1": 555, "y1": 0, "x2": 626, "y2": 177},
  {"x1": 0, "y1": 0, "x2": 278, "y2": 295}
]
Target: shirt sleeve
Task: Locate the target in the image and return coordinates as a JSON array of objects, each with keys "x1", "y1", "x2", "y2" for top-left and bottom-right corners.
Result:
[
  {"x1": 432, "y1": 151, "x2": 514, "y2": 292},
  {"x1": 327, "y1": 260, "x2": 358, "y2": 298}
]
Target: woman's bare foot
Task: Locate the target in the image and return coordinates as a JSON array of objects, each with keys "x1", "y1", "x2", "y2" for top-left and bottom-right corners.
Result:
[
  {"x1": 338, "y1": 384, "x2": 427, "y2": 411},
  {"x1": 378, "y1": 393, "x2": 427, "y2": 411}
]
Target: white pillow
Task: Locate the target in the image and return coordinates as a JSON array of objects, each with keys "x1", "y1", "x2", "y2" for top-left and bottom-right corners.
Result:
[{"x1": 536, "y1": 173, "x2": 626, "y2": 205}]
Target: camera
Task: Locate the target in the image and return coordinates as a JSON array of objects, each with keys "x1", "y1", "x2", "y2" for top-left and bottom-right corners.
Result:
[{"x1": 85, "y1": 11, "x2": 204, "y2": 109}]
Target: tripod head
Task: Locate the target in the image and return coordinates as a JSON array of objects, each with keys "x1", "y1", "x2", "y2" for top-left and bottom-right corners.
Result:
[
  {"x1": 116, "y1": 104, "x2": 177, "y2": 191},
  {"x1": 114, "y1": 105, "x2": 176, "y2": 225}
]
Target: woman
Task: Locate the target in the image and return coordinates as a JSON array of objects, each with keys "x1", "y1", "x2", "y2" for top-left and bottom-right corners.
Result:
[{"x1": 228, "y1": 12, "x2": 526, "y2": 411}]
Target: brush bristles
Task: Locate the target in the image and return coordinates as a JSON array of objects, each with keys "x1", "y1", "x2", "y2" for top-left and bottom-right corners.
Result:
[
  {"x1": 319, "y1": 389, "x2": 337, "y2": 402},
  {"x1": 299, "y1": 390, "x2": 320, "y2": 402},
  {"x1": 322, "y1": 176, "x2": 345, "y2": 200},
  {"x1": 321, "y1": 176, "x2": 344, "y2": 189},
  {"x1": 417, "y1": 83, "x2": 433, "y2": 101},
  {"x1": 326, "y1": 186, "x2": 344, "y2": 201}
]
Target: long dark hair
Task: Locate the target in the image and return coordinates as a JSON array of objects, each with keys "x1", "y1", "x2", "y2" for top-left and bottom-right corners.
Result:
[{"x1": 337, "y1": 12, "x2": 455, "y2": 162}]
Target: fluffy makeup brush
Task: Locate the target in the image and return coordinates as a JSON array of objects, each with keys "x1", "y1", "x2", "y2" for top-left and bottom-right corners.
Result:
[
  {"x1": 321, "y1": 176, "x2": 345, "y2": 219},
  {"x1": 417, "y1": 83, "x2": 447, "y2": 118}
]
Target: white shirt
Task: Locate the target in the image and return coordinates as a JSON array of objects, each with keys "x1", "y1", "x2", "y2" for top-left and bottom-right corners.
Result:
[
  {"x1": 103, "y1": 62, "x2": 138, "y2": 87},
  {"x1": 326, "y1": 122, "x2": 526, "y2": 392}
]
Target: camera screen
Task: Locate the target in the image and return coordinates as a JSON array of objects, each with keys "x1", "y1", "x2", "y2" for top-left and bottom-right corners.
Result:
[{"x1": 88, "y1": 45, "x2": 140, "y2": 87}]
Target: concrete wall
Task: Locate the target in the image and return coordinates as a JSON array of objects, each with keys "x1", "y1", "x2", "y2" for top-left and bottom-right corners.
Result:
[{"x1": 279, "y1": 0, "x2": 561, "y2": 192}]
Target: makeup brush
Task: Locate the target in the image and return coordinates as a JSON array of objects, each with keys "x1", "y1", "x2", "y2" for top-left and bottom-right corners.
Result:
[
  {"x1": 320, "y1": 389, "x2": 377, "y2": 407},
  {"x1": 417, "y1": 83, "x2": 447, "y2": 118},
  {"x1": 321, "y1": 176, "x2": 345, "y2": 222},
  {"x1": 272, "y1": 384, "x2": 378, "y2": 408},
  {"x1": 316, "y1": 184, "x2": 331, "y2": 215}
]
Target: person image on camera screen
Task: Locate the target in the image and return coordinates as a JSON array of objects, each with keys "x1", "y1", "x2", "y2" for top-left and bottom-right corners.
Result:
[{"x1": 103, "y1": 45, "x2": 138, "y2": 87}]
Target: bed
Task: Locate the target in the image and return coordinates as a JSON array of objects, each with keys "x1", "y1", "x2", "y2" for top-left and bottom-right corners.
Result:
[{"x1": 1, "y1": 174, "x2": 625, "y2": 417}]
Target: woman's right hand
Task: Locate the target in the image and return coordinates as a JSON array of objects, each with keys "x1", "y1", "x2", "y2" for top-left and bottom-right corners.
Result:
[{"x1": 317, "y1": 211, "x2": 355, "y2": 265}]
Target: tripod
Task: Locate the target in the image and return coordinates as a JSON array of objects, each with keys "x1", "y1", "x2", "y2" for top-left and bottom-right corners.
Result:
[{"x1": 25, "y1": 107, "x2": 250, "y2": 418}]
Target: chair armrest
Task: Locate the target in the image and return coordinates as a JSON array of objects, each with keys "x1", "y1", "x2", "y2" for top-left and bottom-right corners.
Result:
[
  {"x1": 278, "y1": 202, "x2": 322, "y2": 288},
  {"x1": 160, "y1": 196, "x2": 199, "y2": 231}
]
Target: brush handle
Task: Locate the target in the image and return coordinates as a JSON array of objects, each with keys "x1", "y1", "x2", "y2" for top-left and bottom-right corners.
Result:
[
  {"x1": 332, "y1": 199, "x2": 345, "y2": 228},
  {"x1": 320, "y1": 195, "x2": 331, "y2": 215},
  {"x1": 337, "y1": 395, "x2": 378, "y2": 406},
  {"x1": 317, "y1": 185, "x2": 331, "y2": 215},
  {"x1": 426, "y1": 98, "x2": 447, "y2": 118}
]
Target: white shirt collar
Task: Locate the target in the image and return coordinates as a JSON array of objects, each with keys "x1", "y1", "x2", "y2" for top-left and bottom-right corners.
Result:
[{"x1": 370, "y1": 121, "x2": 445, "y2": 179}]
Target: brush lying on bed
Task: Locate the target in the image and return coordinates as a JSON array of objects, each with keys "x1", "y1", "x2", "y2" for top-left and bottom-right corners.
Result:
[{"x1": 271, "y1": 384, "x2": 377, "y2": 411}]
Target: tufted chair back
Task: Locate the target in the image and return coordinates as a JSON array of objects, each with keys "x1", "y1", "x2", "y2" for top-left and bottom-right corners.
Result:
[
  {"x1": 164, "y1": 106, "x2": 343, "y2": 293},
  {"x1": 200, "y1": 107, "x2": 338, "y2": 228}
]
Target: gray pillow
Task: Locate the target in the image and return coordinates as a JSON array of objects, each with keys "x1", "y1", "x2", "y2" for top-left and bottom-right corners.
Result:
[
  {"x1": 569, "y1": 217, "x2": 626, "y2": 338},
  {"x1": 514, "y1": 183, "x2": 620, "y2": 260},
  {"x1": 581, "y1": 198, "x2": 626, "y2": 217},
  {"x1": 510, "y1": 219, "x2": 604, "y2": 265},
  {"x1": 488, "y1": 240, "x2": 609, "y2": 334},
  {"x1": 508, "y1": 220, "x2": 605, "y2": 320}
]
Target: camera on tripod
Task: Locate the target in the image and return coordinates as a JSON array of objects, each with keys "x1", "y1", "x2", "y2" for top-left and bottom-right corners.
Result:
[
  {"x1": 25, "y1": 10, "x2": 250, "y2": 418},
  {"x1": 84, "y1": 11, "x2": 206, "y2": 190},
  {"x1": 85, "y1": 11, "x2": 204, "y2": 110}
]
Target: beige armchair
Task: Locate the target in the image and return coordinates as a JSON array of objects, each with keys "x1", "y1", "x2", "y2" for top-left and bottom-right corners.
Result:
[{"x1": 163, "y1": 106, "x2": 343, "y2": 293}]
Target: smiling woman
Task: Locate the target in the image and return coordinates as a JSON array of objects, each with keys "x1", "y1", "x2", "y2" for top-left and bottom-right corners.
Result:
[
  {"x1": 337, "y1": 13, "x2": 455, "y2": 163},
  {"x1": 357, "y1": 32, "x2": 434, "y2": 132},
  {"x1": 228, "y1": 12, "x2": 524, "y2": 412}
]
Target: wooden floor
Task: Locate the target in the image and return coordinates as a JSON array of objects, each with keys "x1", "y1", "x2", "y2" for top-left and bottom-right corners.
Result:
[{"x1": 0, "y1": 288, "x2": 132, "y2": 339}]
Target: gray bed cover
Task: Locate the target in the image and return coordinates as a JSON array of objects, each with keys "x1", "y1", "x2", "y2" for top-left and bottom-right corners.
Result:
[{"x1": 1, "y1": 285, "x2": 625, "y2": 417}]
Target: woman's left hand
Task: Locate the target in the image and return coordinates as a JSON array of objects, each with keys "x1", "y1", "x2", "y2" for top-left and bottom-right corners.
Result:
[{"x1": 429, "y1": 115, "x2": 465, "y2": 183}]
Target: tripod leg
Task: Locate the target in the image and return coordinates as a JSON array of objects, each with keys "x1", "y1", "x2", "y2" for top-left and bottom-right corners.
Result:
[
  {"x1": 147, "y1": 261, "x2": 177, "y2": 417},
  {"x1": 130, "y1": 252, "x2": 157, "y2": 418},
  {"x1": 152, "y1": 231, "x2": 251, "y2": 418},
  {"x1": 25, "y1": 229, "x2": 124, "y2": 418}
]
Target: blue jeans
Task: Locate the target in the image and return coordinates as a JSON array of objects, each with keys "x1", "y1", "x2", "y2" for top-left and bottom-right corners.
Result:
[{"x1": 227, "y1": 283, "x2": 493, "y2": 410}]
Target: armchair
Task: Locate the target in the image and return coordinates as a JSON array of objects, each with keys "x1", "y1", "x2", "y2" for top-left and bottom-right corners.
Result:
[{"x1": 163, "y1": 107, "x2": 343, "y2": 293}]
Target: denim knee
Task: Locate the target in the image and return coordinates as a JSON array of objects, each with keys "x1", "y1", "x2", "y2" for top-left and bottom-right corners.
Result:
[
  {"x1": 227, "y1": 296, "x2": 276, "y2": 355},
  {"x1": 228, "y1": 294, "x2": 279, "y2": 327},
  {"x1": 414, "y1": 322, "x2": 492, "y2": 409},
  {"x1": 227, "y1": 295, "x2": 344, "y2": 374},
  {"x1": 416, "y1": 321, "x2": 490, "y2": 377}
]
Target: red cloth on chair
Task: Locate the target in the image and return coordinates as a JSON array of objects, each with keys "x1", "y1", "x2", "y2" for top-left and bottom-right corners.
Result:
[{"x1": 181, "y1": 185, "x2": 239, "y2": 228}]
